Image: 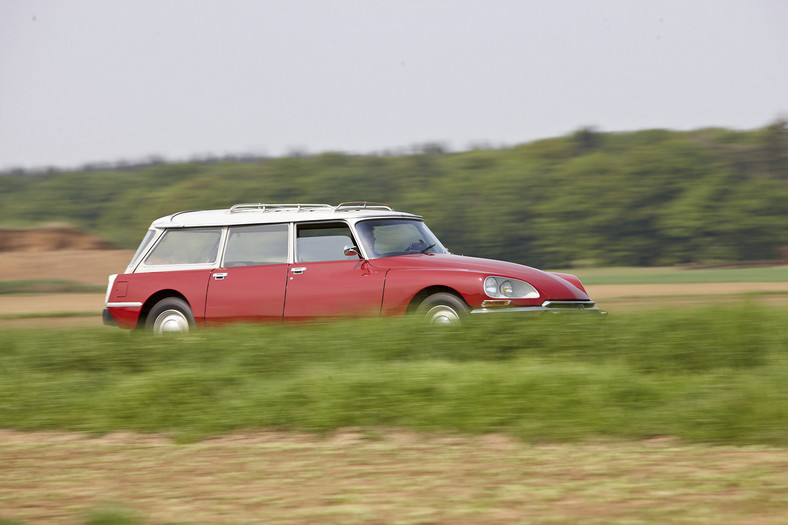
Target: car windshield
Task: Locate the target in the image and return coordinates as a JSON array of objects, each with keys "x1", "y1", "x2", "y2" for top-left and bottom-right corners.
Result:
[{"x1": 355, "y1": 219, "x2": 448, "y2": 258}]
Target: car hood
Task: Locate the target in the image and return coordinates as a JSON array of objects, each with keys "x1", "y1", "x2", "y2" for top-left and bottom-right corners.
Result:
[{"x1": 371, "y1": 254, "x2": 590, "y2": 300}]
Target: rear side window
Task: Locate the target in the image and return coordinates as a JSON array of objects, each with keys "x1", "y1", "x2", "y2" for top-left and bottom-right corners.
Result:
[
  {"x1": 296, "y1": 222, "x2": 358, "y2": 262},
  {"x1": 145, "y1": 228, "x2": 222, "y2": 265},
  {"x1": 224, "y1": 224, "x2": 288, "y2": 266}
]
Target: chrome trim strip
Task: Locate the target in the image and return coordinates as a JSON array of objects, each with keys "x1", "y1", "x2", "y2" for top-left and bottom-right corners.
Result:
[
  {"x1": 541, "y1": 300, "x2": 596, "y2": 308},
  {"x1": 106, "y1": 302, "x2": 143, "y2": 308},
  {"x1": 470, "y1": 305, "x2": 606, "y2": 315}
]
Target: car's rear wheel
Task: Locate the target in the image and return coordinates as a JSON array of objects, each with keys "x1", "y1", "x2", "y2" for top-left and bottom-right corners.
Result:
[
  {"x1": 145, "y1": 298, "x2": 194, "y2": 335},
  {"x1": 416, "y1": 292, "x2": 469, "y2": 327}
]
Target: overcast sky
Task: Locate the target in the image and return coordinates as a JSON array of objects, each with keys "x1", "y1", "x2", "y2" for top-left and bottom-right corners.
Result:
[{"x1": 2, "y1": 0, "x2": 787, "y2": 170}]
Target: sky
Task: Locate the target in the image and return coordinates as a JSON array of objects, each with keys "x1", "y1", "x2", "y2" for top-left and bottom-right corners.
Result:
[{"x1": 2, "y1": 0, "x2": 787, "y2": 170}]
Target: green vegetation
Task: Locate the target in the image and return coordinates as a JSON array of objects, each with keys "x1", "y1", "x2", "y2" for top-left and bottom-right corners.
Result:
[
  {"x1": 0, "y1": 279, "x2": 105, "y2": 295},
  {"x1": 83, "y1": 506, "x2": 143, "y2": 525},
  {"x1": 1, "y1": 305, "x2": 786, "y2": 446},
  {"x1": 2, "y1": 123, "x2": 787, "y2": 267},
  {"x1": 0, "y1": 311, "x2": 98, "y2": 320}
]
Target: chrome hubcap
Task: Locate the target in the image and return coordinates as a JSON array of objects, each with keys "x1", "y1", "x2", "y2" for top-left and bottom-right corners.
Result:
[
  {"x1": 153, "y1": 309, "x2": 190, "y2": 335},
  {"x1": 425, "y1": 305, "x2": 461, "y2": 326}
]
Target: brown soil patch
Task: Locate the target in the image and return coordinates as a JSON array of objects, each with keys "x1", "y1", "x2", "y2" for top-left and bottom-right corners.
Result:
[
  {"x1": 0, "y1": 227, "x2": 111, "y2": 252},
  {"x1": 0, "y1": 294, "x2": 103, "y2": 315},
  {"x1": 0, "y1": 249, "x2": 132, "y2": 286},
  {"x1": 2, "y1": 429, "x2": 787, "y2": 524},
  {"x1": 0, "y1": 316, "x2": 102, "y2": 329}
]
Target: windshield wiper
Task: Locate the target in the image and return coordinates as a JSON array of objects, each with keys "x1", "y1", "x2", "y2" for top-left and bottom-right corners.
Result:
[{"x1": 420, "y1": 243, "x2": 436, "y2": 254}]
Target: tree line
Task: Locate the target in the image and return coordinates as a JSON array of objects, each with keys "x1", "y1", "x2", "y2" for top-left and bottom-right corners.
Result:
[{"x1": 1, "y1": 122, "x2": 786, "y2": 268}]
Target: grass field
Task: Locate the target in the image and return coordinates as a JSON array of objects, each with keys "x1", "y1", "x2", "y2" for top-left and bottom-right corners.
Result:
[
  {"x1": 1, "y1": 307, "x2": 788, "y2": 523},
  {"x1": 3, "y1": 309, "x2": 786, "y2": 444},
  {"x1": 2, "y1": 251, "x2": 788, "y2": 523}
]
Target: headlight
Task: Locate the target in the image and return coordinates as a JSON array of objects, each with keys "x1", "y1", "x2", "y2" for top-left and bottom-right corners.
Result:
[{"x1": 483, "y1": 276, "x2": 539, "y2": 299}]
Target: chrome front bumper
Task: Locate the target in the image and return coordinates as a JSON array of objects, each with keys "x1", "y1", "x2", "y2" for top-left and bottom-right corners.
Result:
[{"x1": 470, "y1": 300, "x2": 607, "y2": 316}]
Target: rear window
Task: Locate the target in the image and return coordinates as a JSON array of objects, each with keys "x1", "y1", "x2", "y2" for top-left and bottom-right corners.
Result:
[{"x1": 144, "y1": 228, "x2": 222, "y2": 265}]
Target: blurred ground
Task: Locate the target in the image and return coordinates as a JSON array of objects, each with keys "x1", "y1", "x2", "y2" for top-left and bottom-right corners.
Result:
[
  {"x1": 586, "y1": 283, "x2": 788, "y2": 312},
  {"x1": 0, "y1": 249, "x2": 130, "y2": 328},
  {"x1": 3, "y1": 249, "x2": 788, "y2": 523},
  {"x1": 0, "y1": 249, "x2": 132, "y2": 286},
  {"x1": 2, "y1": 429, "x2": 788, "y2": 524}
]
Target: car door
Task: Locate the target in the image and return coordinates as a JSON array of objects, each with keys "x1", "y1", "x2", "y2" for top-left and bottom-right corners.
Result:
[
  {"x1": 205, "y1": 223, "x2": 289, "y2": 325},
  {"x1": 284, "y1": 221, "x2": 386, "y2": 321}
]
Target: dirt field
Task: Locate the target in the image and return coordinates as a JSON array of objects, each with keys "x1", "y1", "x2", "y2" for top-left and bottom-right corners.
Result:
[
  {"x1": 0, "y1": 250, "x2": 128, "y2": 328},
  {"x1": 3, "y1": 429, "x2": 788, "y2": 525},
  {"x1": 0, "y1": 249, "x2": 133, "y2": 286},
  {"x1": 0, "y1": 227, "x2": 111, "y2": 252}
]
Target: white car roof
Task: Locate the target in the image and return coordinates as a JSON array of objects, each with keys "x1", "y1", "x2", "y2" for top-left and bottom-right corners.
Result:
[{"x1": 150, "y1": 202, "x2": 420, "y2": 228}]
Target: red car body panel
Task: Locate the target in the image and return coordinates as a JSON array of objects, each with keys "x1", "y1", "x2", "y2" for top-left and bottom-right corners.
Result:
[
  {"x1": 283, "y1": 259, "x2": 387, "y2": 321},
  {"x1": 548, "y1": 272, "x2": 589, "y2": 295},
  {"x1": 205, "y1": 265, "x2": 288, "y2": 326},
  {"x1": 373, "y1": 254, "x2": 590, "y2": 313}
]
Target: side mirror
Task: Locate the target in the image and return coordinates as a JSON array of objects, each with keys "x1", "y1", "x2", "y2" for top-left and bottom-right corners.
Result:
[{"x1": 343, "y1": 246, "x2": 360, "y2": 257}]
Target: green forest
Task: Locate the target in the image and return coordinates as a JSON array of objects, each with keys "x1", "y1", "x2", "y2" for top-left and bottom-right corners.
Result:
[{"x1": 2, "y1": 122, "x2": 787, "y2": 268}]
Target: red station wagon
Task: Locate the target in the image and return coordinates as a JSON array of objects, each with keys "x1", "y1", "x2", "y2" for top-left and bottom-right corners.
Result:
[{"x1": 103, "y1": 202, "x2": 604, "y2": 333}]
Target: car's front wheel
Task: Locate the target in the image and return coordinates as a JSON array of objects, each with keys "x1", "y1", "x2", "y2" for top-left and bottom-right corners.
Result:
[
  {"x1": 145, "y1": 298, "x2": 195, "y2": 335},
  {"x1": 416, "y1": 292, "x2": 469, "y2": 327}
]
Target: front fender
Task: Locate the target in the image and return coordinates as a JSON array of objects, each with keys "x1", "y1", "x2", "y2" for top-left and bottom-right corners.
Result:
[{"x1": 380, "y1": 269, "x2": 489, "y2": 316}]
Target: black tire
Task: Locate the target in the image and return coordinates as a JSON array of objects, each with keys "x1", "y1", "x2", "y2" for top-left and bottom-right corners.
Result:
[
  {"x1": 415, "y1": 292, "x2": 469, "y2": 327},
  {"x1": 145, "y1": 298, "x2": 195, "y2": 335}
]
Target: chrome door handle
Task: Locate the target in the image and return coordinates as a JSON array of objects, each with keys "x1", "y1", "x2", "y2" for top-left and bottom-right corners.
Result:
[
  {"x1": 213, "y1": 272, "x2": 228, "y2": 280},
  {"x1": 290, "y1": 267, "x2": 307, "y2": 275}
]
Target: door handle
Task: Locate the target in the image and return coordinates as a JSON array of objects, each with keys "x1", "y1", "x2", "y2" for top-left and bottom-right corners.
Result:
[
  {"x1": 290, "y1": 267, "x2": 307, "y2": 275},
  {"x1": 213, "y1": 272, "x2": 228, "y2": 280}
]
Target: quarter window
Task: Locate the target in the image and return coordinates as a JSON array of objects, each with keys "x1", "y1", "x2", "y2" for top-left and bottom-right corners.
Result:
[
  {"x1": 129, "y1": 229, "x2": 156, "y2": 267},
  {"x1": 144, "y1": 228, "x2": 222, "y2": 265},
  {"x1": 224, "y1": 224, "x2": 288, "y2": 266}
]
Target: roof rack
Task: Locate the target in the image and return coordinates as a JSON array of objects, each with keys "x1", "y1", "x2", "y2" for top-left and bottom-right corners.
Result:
[
  {"x1": 335, "y1": 201, "x2": 393, "y2": 211},
  {"x1": 229, "y1": 203, "x2": 333, "y2": 214},
  {"x1": 228, "y1": 202, "x2": 394, "y2": 214}
]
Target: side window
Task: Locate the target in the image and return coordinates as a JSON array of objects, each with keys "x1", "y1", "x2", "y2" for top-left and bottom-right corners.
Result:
[
  {"x1": 296, "y1": 222, "x2": 358, "y2": 262},
  {"x1": 224, "y1": 224, "x2": 288, "y2": 267},
  {"x1": 144, "y1": 228, "x2": 222, "y2": 265}
]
